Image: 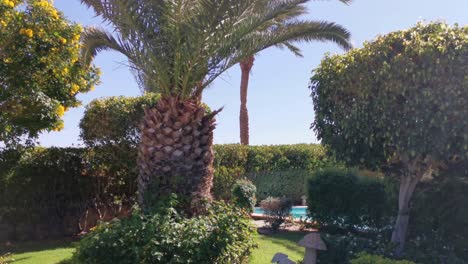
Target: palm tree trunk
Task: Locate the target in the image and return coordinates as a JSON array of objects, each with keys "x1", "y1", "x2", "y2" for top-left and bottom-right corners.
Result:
[
  {"x1": 137, "y1": 96, "x2": 221, "y2": 215},
  {"x1": 239, "y1": 57, "x2": 254, "y2": 145}
]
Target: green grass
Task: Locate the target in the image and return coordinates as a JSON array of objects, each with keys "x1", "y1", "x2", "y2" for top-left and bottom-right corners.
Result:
[
  {"x1": 1, "y1": 232, "x2": 305, "y2": 264},
  {"x1": 1, "y1": 240, "x2": 75, "y2": 264},
  {"x1": 250, "y1": 231, "x2": 306, "y2": 264}
]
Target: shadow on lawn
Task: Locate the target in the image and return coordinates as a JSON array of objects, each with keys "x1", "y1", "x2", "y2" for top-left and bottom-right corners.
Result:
[
  {"x1": 1, "y1": 238, "x2": 77, "y2": 255},
  {"x1": 260, "y1": 231, "x2": 306, "y2": 256}
]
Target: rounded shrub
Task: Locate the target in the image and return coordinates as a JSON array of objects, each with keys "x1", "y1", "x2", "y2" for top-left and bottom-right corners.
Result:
[
  {"x1": 259, "y1": 197, "x2": 292, "y2": 231},
  {"x1": 71, "y1": 201, "x2": 256, "y2": 264},
  {"x1": 306, "y1": 168, "x2": 389, "y2": 229},
  {"x1": 231, "y1": 179, "x2": 256, "y2": 212}
]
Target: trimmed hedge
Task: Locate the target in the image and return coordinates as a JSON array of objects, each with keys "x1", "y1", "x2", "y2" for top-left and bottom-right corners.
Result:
[
  {"x1": 306, "y1": 168, "x2": 390, "y2": 229},
  {"x1": 0, "y1": 144, "x2": 335, "y2": 240}
]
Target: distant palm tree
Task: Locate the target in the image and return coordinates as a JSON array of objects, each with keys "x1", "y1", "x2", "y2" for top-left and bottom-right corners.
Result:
[
  {"x1": 80, "y1": 0, "x2": 336, "y2": 214},
  {"x1": 238, "y1": 0, "x2": 352, "y2": 145}
]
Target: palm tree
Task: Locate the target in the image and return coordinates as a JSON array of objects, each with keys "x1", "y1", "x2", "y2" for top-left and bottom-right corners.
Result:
[
  {"x1": 80, "y1": 0, "x2": 342, "y2": 215},
  {"x1": 238, "y1": 0, "x2": 352, "y2": 145}
]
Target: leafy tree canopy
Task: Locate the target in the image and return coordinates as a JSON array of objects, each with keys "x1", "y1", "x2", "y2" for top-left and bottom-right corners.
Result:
[
  {"x1": 311, "y1": 22, "x2": 468, "y2": 171},
  {"x1": 80, "y1": 94, "x2": 160, "y2": 146},
  {"x1": 0, "y1": 0, "x2": 100, "y2": 146}
]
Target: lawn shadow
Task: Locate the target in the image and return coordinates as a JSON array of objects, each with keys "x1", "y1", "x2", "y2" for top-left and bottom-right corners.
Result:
[{"x1": 1, "y1": 238, "x2": 77, "y2": 255}]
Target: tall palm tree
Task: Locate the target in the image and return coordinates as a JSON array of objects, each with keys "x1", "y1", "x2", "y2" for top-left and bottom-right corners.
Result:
[
  {"x1": 238, "y1": 0, "x2": 352, "y2": 145},
  {"x1": 80, "y1": 0, "x2": 340, "y2": 215}
]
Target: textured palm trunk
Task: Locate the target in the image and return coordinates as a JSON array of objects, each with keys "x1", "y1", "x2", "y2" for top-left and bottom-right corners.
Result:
[
  {"x1": 137, "y1": 96, "x2": 221, "y2": 215},
  {"x1": 239, "y1": 57, "x2": 254, "y2": 145}
]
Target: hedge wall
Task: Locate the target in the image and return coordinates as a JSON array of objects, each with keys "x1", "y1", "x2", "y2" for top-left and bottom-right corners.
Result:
[{"x1": 0, "y1": 144, "x2": 335, "y2": 240}]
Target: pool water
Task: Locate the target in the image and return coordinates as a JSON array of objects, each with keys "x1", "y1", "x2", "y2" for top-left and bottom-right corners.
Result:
[{"x1": 253, "y1": 206, "x2": 308, "y2": 219}]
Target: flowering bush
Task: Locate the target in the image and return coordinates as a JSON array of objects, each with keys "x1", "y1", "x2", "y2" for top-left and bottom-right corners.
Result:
[{"x1": 0, "y1": 0, "x2": 100, "y2": 145}]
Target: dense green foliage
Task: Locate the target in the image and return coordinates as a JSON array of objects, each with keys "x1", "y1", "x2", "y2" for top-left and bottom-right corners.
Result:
[
  {"x1": 0, "y1": 144, "x2": 331, "y2": 239},
  {"x1": 80, "y1": 94, "x2": 159, "y2": 146},
  {"x1": 72, "y1": 202, "x2": 255, "y2": 264},
  {"x1": 306, "y1": 168, "x2": 389, "y2": 229},
  {"x1": 231, "y1": 179, "x2": 256, "y2": 212},
  {"x1": 407, "y1": 175, "x2": 468, "y2": 262},
  {"x1": 213, "y1": 144, "x2": 337, "y2": 202},
  {"x1": 311, "y1": 22, "x2": 468, "y2": 169},
  {"x1": 259, "y1": 197, "x2": 292, "y2": 231},
  {"x1": 0, "y1": 0, "x2": 100, "y2": 145},
  {"x1": 350, "y1": 253, "x2": 415, "y2": 264}
]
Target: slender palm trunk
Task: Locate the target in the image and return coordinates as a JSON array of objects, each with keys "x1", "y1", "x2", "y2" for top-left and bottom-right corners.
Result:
[
  {"x1": 137, "y1": 96, "x2": 221, "y2": 215},
  {"x1": 239, "y1": 57, "x2": 254, "y2": 145}
]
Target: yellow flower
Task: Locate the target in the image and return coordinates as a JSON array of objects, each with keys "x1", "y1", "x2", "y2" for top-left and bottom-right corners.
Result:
[
  {"x1": 3, "y1": 58, "x2": 12, "y2": 63},
  {"x1": 50, "y1": 10, "x2": 59, "y2": 19},
  {"x1": 53, "y1": 122, "x2": 64, "y2": 131},
  {"x1": 59, "y1": 37, "x2": 67, "y2": 45},
  {"x1": 4, "y1": 0, "x2": 14, "y2": 8},
  {"x1": 89, "y1": 226, "x2": 97, "y2": 231},
  {"x1": 56, "y1": 105, "x2": 65, "y2": 117},
  {"x1": 1, "y1": 21, "x2": 6, "y2": 27},
  {"x1": 61, "y1": 68, "x2": 69, "y2": 75},
  {"x1": 70, "y1": 84, "x2": 80, "y2": 94},
  {"x1": 36, "y1": 0, "x2": 49, "y2": 7},
  {"x1": 19, "y1": 28, "x2": 34, "y2": 38},
  {"x1": 72, "y1": 34, "x2": 80, "y2": 42}
]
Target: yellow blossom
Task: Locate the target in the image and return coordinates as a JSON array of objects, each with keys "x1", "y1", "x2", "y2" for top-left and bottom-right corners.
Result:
[
  {"x1": 89, "y1": 226, "x2": 97, "y2": 231},
  {"x1": 0, "y1": 20, "x2": 6, "y2": 27},
  {"x1": 53, "y1": 122, "x2": 64, "y2": 131},
  {"x1": 50, "y1": 9, "x2": 59, "y2": 19},
  {"x1": 36, "y1": 0, "x2": 49, "y2": 7},
  {"x1": 59, "y1": 37, "x2": 67, "y2": 45},
  {"x1": 4, "y1": 0, "x2": 15, "y2": 8},
  {"x1": 3, "y1": 58, "x2": 12, "y2": 63},
  {"x1": 56, "y1": 105, "x2": 65, "y2": 117},
  {"x1": 61, "y1": 68, "x2": 69, "y2": 75},
  {"x1": 70, "y1": 84, "x2": 80, "y2": 94},
  {"x1": 72, "y1": 34, "x2": 80, "y2": 42},
  {"x1": 19, "y1": 28, "x2": 34, "y2": 38}
]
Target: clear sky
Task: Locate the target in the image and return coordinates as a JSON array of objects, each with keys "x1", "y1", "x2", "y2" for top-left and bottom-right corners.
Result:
[{"x1": 39, "y1": 0, "x2": 468, "y2": 147}]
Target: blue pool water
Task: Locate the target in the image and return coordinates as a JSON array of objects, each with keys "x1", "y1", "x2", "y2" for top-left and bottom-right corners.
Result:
[{"x1": 254, "y1": 206, "x2": 308, "y2": 219}]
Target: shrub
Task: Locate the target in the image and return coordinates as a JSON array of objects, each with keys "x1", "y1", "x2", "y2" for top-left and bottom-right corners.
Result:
[
  {"x1": 72, "y1": 201, "x2": 256, "y2": 264},
  {"x1": 248, "y1": 170, "x2": 309, "y2": 203},
  {"x1": 259, "y1": 197, "x2": 292, "y2": 231},
  {"x1": 231, "y1": 179, "x2": 256, "y2": 212},
  {"x1": 350, "y1": 253, "x2": 415, "y2": 264},
  {"x1": 306, "y1": 168, "x2": 389, "y2": 230}
]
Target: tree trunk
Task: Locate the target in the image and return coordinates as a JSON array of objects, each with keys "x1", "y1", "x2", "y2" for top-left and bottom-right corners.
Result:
[
  {"x1": 137, "y1": 96, "x2": 221, "y2": 215},
  {"x1": 239, "y1": 57, "x2": 254, "y2": 145},
  {"x1": 391, "y1": 172, "x2": 423, "y2": 256}
]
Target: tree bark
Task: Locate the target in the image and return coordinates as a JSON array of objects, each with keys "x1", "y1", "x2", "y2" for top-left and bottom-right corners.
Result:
[
  {"x1": 137, "y1": 96, "x2": 221, "y2": 216},
  {"x1": 239, "y1": 57, "x2": 254, "y2": 145},
  {"x1": 391, "y1": 167, "x2": 430, "y2": 256}
]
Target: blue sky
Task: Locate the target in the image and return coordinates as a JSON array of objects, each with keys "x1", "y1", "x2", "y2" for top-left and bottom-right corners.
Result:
[{"x1": 39, "y1": 0, "x2": 468, "y2": 147}]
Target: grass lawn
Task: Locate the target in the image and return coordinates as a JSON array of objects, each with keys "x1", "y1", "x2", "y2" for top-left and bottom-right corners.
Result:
[
  {"x1": 1, "y1": 240, "x2": 75, "y2": 264},
  {"x1": 250, "y1": 231, "x2": 305, "y2": 264},
  {"x1": 1, "y1": 232, "x2": 305, "y2": 264}
]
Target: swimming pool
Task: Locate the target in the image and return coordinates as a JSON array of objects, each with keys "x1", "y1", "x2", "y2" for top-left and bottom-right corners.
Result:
[{"x1": 253, "y1": 206, "x2": 308, "y2": 219}]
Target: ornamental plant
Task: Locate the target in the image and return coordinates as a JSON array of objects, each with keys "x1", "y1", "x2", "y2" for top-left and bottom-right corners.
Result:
[
  {"x1": 311, "y1": 22, "x2": 467, "y2": 255},
  {"x1": 0, "y1": 0, "x2": 100, "y2": 146}
]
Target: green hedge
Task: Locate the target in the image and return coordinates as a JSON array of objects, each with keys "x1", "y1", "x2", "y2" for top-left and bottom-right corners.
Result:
[
  {"x1": 0, "y1": 144, "x2": 334, "y2": 240},
  {"x1": 306, "y1": 168, "x2": 390, "y2": 229}
]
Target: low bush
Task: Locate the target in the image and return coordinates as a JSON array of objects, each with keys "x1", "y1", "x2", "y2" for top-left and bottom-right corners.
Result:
[
  {"x1": 306, "y1": 168, "x2": 390, "y2": 230},
  {"x1": 350, "y1": 253, "x2": 415, "y2": 264},
  {"x1": 259, "y1": 197, "x2": 292, "y2": 231},
  {"x1": 72, "y1": 201, "x2": 256, "y2": 264},
  {"x1": 231, "y1": 179, "x2": 256, "y2": 212},
  {"x1": 248, "y1": 170, "x2": 309, "y2": 203}
]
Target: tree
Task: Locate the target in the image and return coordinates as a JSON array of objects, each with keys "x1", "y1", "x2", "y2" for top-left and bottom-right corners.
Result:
[
  {"x1": 238, "y1": 0, "x2": 352, "y2": 145},
  {"x1": 0, "y1": 0, "x2": 100, "y2": 147},
  {"x1": 310, "y1": 22, "x2": 467, "y2": 255},
  {"x1": 80, "y1": 0, "x2": 328, "y2": 214}
]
